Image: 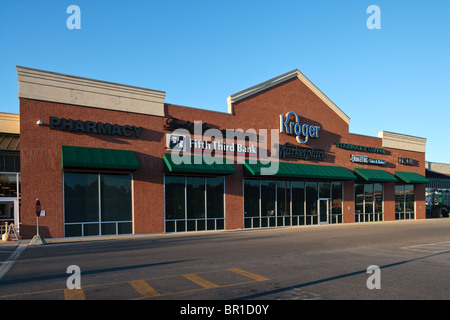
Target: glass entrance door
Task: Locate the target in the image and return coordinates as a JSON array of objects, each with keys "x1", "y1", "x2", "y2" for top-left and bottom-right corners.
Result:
[
  {"x1": 0, "y1": 199, "x2": 19, "y2": 231},
  {"x1": 318, "y1": 198, "x2": 329, "y2": 224}
]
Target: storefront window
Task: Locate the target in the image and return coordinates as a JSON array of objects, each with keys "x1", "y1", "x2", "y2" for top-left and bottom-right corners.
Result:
[
  {"x1": 374, "y1": 183, "x2": 383, "y2": 214},
  {"x1": 355, "y1": 184, "x2": 364, "y2": 216},
  {"x1": 260, "y1": 180, "x2": 275, "y2": 217},
  {"x1": 276, "y1": 180, "x2": 291, "y2": 227},
  {"x1": 364, "y1": 184, "x2": 374, "y2": 215},
  {"x1": 355, "y1": 183, "x2": 384, "y2": 223},
  {"x1": 396, "y1": 185, "x2": 415, "y2": 220},
  {"x1": 331, "y1": 182, "x2": 343, "y2": 223},
  {"x1": 187, "y1": 177, "x2": 205, "y2": 220},
  {"x1": 207, "y1": 177, "x2": 224, "y2": 218},
  {"x1": 405, "y1": 185, "x2": 415, "y2": 213},
  {"x1": 64, "y1": 173, "x2": 99, "y2": 224},
  {"x1": 292, "y1": 181, "x2": 305, "y2": 225},
  {"x1": 426, "y1": 187, "x2": 450, "y2": 218},
  {"x1": 165, "y1": 176, "x2": 185, "y2": 221},
  {"x1": 165, "y1": 176, "x2": 225, "y2": 232},
  {"x1": 0, "y1": 154, "x2": 20, "y2": 173},
  {"x1": 306, "y1": 182, "x2": 318, "y2": 225},
  {"x1": 244, "y1": 179, "x2": 260, "y2": 223},
  {"x1": 277, "y1": 180, "x2": 290, "y2": 217},
  {"x1": 0, "y1": 173, "x2": 19, "y2": 198},
  {"x1": 244, "y1": 179, "x2": 343, "y2": 229},
  {"x1": 207, "y1": 177, "x2": 224, "y2": 230},
  {"x1": 319, "y1": 182, "x2": 330, "y2": 198},
  {"x1": 0, "y1": 172, "x2": 20, "y2": 228},
  {"x1": 100, "y1": 174, "x2": 132, "y2": 235},
  {"x1": 64, "y1": 172, "x2": 132, "y2": 237}
]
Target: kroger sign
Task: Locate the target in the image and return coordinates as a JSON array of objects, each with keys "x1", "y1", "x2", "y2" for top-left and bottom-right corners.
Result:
[{"x1": 279, "y1": 111, "x2": 321, "y2": 144}]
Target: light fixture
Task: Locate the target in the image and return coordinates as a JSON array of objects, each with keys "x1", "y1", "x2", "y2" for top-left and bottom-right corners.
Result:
[{"x1": 37, "y1": 120, "x2": 43, "y2": 126}]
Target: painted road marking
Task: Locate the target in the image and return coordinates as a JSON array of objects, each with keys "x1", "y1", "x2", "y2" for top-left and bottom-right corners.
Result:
[
  {"x1": 64, "y1": 288, "x2": 86, "y2": 300},
  {"x1": 183, "y1": 273, "x2": 220, "y2": 289},
  {"x1": 129, "y1": 280, "x2": 161, "y2": 298},
  {"x1": 0, "y1": 268, "x2": 269, "y2": 300},
  {"x1": 401, "y1": 240, "x2": 450, "y2": 253},
  {"x1": 0, "y1": 244, "x2": 26, "y2": 281},
  {"x1": 229, "y1": 268, "x2": 270, "y2": 282}
]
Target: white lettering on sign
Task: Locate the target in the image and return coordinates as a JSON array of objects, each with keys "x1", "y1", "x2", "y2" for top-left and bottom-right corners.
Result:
[
  {"x1": 351, "y1": 154, "x2": 385, "y2": 166},
  {"x1": 166, "y1": 134, "x2": 257, "y2": 155},
  {"x1": 168, "y1": 122, "x2": 280, "y2": 176},
  {"x1": 279, "y1": 111, "x2": 320, "y2": 144}
]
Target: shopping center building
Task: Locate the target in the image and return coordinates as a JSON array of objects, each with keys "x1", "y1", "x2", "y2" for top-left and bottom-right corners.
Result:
[
  {"x1": 425, "y1": 162, "x2": 450, "y2": 217},
  {"x1": 4, "y1": 66, "x2": 432, "y2": 239}
]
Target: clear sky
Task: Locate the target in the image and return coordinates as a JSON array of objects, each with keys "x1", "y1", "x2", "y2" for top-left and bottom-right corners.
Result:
[{"x1": 0, "y1": 0, "x2": 449, "y2": 163}]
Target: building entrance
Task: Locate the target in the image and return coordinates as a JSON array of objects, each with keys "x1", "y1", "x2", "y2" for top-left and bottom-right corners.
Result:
[
  {"x1": 318, "y1": 198, "x2": 330, "y2": 224},
  {"x1": 0, "y1": 199, "x2": 19, "y2": 232}
]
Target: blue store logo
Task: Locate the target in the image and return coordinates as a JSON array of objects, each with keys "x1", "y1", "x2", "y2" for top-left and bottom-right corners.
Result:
[{"x1": 279, "y1": 111, "x2": 321, "y2": 144}]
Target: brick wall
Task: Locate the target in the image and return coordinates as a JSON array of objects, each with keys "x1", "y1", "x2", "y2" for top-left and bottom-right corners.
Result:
[{"x1": 19, "y1": 76, "x2": 427, "y2": 238}]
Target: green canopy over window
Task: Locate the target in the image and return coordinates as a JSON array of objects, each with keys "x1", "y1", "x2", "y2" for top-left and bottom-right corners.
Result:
[
  {"x1": 354, "y1": 168, "x2": 398, "y2": 182},
  {"x1": 62, "y1": 145, "x2": 140, "y2": 170},
  {"x1": 395, "y1": 171, "x2": 430, "y2": 184},
  {"x1": 244, "y1": 160, "x2": 357, "y2": 180},
  {"x1": 163, "y1": 153, "x2": 235, "y2": 175}
]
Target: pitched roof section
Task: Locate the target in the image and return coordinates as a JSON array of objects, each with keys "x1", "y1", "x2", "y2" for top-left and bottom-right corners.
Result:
[
  {"x1": 0, "y1": 134, "x2": 20, "y2": 151},
  {"x1": 227, "y1": 69, "x2": 350, "y2": 124}
]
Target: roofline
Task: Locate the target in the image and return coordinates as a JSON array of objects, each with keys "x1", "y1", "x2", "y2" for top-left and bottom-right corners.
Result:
[
  {"x1": 226, "y1": 69, "x2": 351, "y2": 125},
  {"x1": 16, "y1": 66, "x2": 166, "y2": 117}
]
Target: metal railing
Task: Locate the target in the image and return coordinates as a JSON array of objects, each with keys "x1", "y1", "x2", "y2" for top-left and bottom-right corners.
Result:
[
  {"x1": 165, "y1": 218, "x2": 225, "y2": 233},
  {"x1": 64, "y1": 221, "x2": 132, "y2": 237}
]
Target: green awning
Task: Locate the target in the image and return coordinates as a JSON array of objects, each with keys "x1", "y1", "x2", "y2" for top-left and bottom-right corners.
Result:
[
  {"x1": 244, "y1": 160, "x2": 357, "y2": 180},
  {"x1": 354, "y1": 168, "x2": 398, "y2": 182},
  {"x1": 163, "y1": 153, "x2": 235, "y2": 175},
  {"x1": 62, "y1": 145, "x2": 140, "y2": 170},
  {"x1": 395, "y1": 171, "x2": 430, "y2": 184}
]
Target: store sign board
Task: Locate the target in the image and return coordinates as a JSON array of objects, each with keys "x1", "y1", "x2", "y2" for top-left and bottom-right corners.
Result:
[
  {"x1": 398, "y1": 157, "x2": 415, "y2": 166},
  {"x1": 164, "y1": 117, "x2": 261, "y2": 140},
  {"x1": 336, "y1": 142, "x2": 385, "y2": 154},
  {"x1": 351, "y1": 154, "x2": 385, "y2": 166},
  {"x1": 49, "y1": 116, "x2": 142, "y2": 138},
  {"x1": 279, "y1": 111, "x2": 320, "y2": 144},
  {"x1": 279, "y1": 143, "x2": 325, "y2": 161},
  {"x1": 164, "y1": 116, "x2": 224, "y2": 134},
  {"x1": 166, "y1": 134, "x2": 257, "y2": 155}
]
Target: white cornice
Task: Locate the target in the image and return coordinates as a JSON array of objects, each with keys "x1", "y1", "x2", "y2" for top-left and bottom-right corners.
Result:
[
  {"x1": 0, "y1": 112, "x2": 20, "y2": 134},
  {"x1": 227, "y1": 69, "x2": 351, "y2": 125},
  {"x1": 16, "y1": 66, "x2": 166, "y2": 117},
  {"x1": 426, "y1": 162, "x2": 450, "y2": 175},
  {"x1": 378, "y1": 131, "x2": 426, "y2": 153}
]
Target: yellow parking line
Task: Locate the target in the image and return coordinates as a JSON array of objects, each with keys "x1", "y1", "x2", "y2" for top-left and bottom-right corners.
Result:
[
  {"x1": 129, "y1": 280, "x2": 161, "y2": 298},
  {"x1": 64, "y1": 288, "x2": 86, "y2": 300},
  {"x1": 183, "y1": 273, "x2": 220, "y2": 289},
  {"x1": 0, "y1": 268, "x2": 269, "y2": 300},
  {"x1": 228, "y1": 268, "x2": 270, "y2": 281}
]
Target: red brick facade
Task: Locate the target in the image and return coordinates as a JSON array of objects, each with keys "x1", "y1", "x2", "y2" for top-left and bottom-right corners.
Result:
[{"x1": 19, "y1": 75, "x2": 427, "y2": 239}]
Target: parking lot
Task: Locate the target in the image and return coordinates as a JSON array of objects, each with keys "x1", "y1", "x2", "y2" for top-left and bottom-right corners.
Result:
[{"x1": 0, "y1": 219, "x2": 450, "y2": 302}]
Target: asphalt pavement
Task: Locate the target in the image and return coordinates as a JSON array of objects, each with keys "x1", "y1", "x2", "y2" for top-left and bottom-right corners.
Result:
[{"x1": 1, "y1": 218, "x2": 449, "y2": 304}]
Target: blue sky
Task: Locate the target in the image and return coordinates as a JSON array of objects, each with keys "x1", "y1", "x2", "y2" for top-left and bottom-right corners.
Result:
[{"x1": 0, "y1": 0, "x2": 449, "y2": 163}]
